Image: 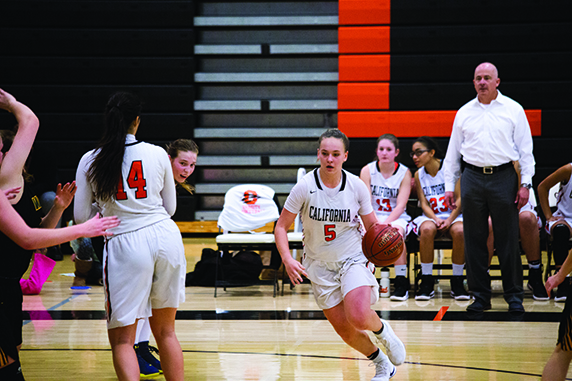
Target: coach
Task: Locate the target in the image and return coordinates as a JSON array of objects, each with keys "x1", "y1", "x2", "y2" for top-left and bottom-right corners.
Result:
[{"x1": 443, "y1": 62, "x2": 535, "y2": 313}]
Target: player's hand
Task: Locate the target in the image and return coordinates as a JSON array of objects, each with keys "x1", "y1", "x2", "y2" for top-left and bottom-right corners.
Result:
[
  {"x1": 437, "y1": 218, "x2": 451, "y2": 231},
  {"x1": 445, "y1": 191, "x2": 456, "y2": 210},
  {"x1": 3, "y1": 186, "x2": 21, "y2": 200},
  {"x1": 515, "y1": 187, "x2": 529, "y2": 210},
  {"x1": 81, "y1": 214, "x2": 120, "y2": 238},
  {"x1": 54, "y1": 181, "x2": 77, "y2": 210},
  {"x1": 547, "y1": 216, "x2": 562, "y2": 223},
  {"x1": 545, "y1": 272, "x2": 566, "y2": 297},
  {"x1": 283, "y1": 257, "x2": 308, "y2": 286}
]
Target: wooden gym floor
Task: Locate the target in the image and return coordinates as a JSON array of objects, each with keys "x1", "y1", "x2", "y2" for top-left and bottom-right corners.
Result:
[{"x1": 19, "y1": 238, "x2": 570, "y2": 380}]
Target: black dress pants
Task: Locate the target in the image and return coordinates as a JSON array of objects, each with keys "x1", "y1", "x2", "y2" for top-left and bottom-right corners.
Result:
[{"x1": 461, "y1": 166, "x2": 523, "y2": 304}]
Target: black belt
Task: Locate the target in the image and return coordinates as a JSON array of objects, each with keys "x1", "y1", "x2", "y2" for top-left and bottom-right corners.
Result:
[{"x1": 462, "y1": 161, "x2": 512, "y2": 175}]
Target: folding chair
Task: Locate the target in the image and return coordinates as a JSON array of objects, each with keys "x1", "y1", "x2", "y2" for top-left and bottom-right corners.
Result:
[{"x1": 215, "y1": 184, "x2": 282, "y2": 297}]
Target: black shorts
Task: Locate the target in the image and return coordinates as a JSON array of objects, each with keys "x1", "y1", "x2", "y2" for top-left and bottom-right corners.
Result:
[
  {"x1": 0, "y1": 278, "x2": 24, "y2": 362},
  {"x1": 558, "y1": 278, "x2": 572, "y2": 351}
]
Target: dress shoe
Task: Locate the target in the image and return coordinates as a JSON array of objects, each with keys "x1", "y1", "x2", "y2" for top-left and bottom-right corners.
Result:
[
  {"x1": 466, "y1": 299, "x2": 492, "y2": 313},
  {"x1": 508, "y1": 302, "x2": 525, "y2": 313}
]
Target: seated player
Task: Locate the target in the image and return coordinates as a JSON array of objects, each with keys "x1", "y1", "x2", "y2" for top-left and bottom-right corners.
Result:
[
  {"x1": 360, "y1": 134, "x2": 412, "y2": 301},
  {"x1": 538, "y1": 163, "x2": 572, "y2": 302},
  {"x1": 409, "y1": 137, "x2": 469, "y2": 300}
]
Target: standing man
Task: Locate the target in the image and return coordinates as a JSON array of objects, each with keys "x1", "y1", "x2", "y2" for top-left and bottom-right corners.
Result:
[{"x1": 443, "y1": 62, "x2": 535, "y2": 313}]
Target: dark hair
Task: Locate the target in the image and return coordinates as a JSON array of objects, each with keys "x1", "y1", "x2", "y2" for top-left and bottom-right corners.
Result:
[
  {"x1": 414, "y1": 136, "x2": 444, "y2": 159},
  {"x1": 88, "y1": 92, "x2": 142, "y2": 202},
  {"x1": 0, "y1": 129, "x2": 33, "y2": 183},
  {"x1": 166, "y1": 139, "x2": 199, "y2": 194},
  {"x1": 318, "y1": 129, "x2": 349, "y2": 152}
]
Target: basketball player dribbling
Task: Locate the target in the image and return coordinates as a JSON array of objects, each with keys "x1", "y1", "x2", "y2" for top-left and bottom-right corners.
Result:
[
  {"x1": 360, "y1": 134, "x2": 412, "y2": 301},
  {"x1": 74, "y1": 92, "x2": 186, "y2": 381},
  {"x1": 274, "y1": 129, "x2": 406, "y2": 381}
]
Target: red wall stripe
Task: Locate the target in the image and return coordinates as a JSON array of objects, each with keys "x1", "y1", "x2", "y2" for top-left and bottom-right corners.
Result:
[
  {"x1": 339, "y1": 55, "x2": 390, "y2": 82},
  {"x1": 338, "y1": 27, "x2": 390, "y2": 54},
  {"x1": 339, "y1": 0, "x2": 391, "y2": 25},
  {"x1": 338, "y1": 110, "x2": 542, "y2": 138},
  {"x1": 338, "y1": 83, "x2": 390, "y2": 110}
]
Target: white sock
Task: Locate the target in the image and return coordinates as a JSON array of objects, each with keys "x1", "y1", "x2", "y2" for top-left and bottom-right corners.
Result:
[
  {"x1": 394, "y1": 265, "x2": 407, "y2": 277},
  {"x1": 452, "y1": 264, "x2": 465, "y2": 276},
  {"x1": 421, "y1": 263, "x2": 433, "y2": 276}
]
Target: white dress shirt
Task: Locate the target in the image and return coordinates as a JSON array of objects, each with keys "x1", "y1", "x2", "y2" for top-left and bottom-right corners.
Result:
[{"x1": 443, "y1": 91, "x2": 535, "y2": 192}]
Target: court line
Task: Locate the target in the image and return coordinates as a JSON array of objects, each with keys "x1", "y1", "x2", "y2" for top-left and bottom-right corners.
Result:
[
  {"x1": 433, "y1": 306, "x2": 449, "y2": 321},
  {"x1": 22, "y1": 294, "x2": 81, "y2": 326},
  {"x1": 20, "y1": 348, "x2": 564, "y2": 380}
]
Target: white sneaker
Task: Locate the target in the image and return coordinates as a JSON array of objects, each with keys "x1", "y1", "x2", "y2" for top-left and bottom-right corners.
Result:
[
  {"x1": 375, "y1": 319, "x2": 406, "y2": 366},
  {"x1": 371, "y1": 352, "x2": 396, "y2": 381}
]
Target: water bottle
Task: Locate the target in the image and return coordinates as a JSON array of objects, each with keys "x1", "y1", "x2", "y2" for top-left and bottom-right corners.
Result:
[{"x1": 380, "y1": 267, "x2": 390, "y2": 298}]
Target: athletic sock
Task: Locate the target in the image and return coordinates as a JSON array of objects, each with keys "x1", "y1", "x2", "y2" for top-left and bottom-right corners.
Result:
[
  {"x1": 452, "y1": 264, "x2": 465, "y2": 276},
  {"x1": 368, "y1": 348, "x2": 381, "y2": 361},
  {"x1": 421, "y1": 263, "x2": 433, "y2": 276},
  {"x1": 373, "y1": 324, "x2": 384, "y2": 335},
  {"x1": 528, "y1": 259, "x2": 541, "y2": 269},
  {"x1": 394, "y1": 265, "x2": 407, "y2": 277}
]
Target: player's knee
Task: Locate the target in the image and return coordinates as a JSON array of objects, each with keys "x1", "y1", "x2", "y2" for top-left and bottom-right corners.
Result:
[
  {"x1": 419, "y1": 224, "x2": 437, "y2": 238},
  {"x1": 519, "y1": 213, "x2": 537, "y2": 231}
]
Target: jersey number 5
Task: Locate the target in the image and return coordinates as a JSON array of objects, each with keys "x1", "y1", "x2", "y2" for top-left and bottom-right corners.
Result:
[
  {"x1": 116, "y1": 160, "x2": 148, "y2": 200},
  {"x1": 324, "y1": 224, "x2": 336, "y2": 242}
]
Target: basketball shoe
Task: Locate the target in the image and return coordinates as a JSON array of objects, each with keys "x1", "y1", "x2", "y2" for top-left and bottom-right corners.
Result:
[
  {"x1": 390, "y1": 276, "x2": 409, "y2": 301},
  {"x1": 135, "y1": 342, "x2": 162, "y2": 377},
  {"x1": 415, "y1": 275, "x2": 435, "y2": 300},
  {"x1": 450, "y1": 276, "x2": 471, "y2": 300},
  {"x1": 375, "y1": 319, "x2": 406, "y2": 366},
  {"x1": 371, "y1": 350, "x2": 396, "y2": 381},
  {"x1": 527, "y1": 267, "x2": 549, "y2": 300}
]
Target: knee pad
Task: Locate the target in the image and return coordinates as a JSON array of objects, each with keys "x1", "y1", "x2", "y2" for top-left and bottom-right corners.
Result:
[{"x1": 552, "y1": 224, "x2": 571, "y2": 266}]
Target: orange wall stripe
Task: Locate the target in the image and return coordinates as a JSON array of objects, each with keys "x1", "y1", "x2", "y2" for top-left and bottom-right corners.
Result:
[
  {"x1": 339, "y1": 0, "x2": 391, "y2": 25},
  {"x1": 338, "y1": 83, "x2": 390, "y2": 110},
  {"x1": 339, "y1": 55, "x2": 390, "y2": 82},
  {"x1": 338, "y1": 27, "x2": 390, "y2": 54},
  {"x1": 338, "y1": 110, "x2": 542, "y2": 138}
]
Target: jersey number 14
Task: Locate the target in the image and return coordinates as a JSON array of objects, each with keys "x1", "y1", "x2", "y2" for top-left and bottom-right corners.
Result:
[{"x1": 116, "y1": 160, "x2": 148, "y2": 200}]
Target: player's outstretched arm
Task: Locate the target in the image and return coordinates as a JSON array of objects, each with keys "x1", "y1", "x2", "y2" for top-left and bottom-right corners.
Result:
[
  {"x1": 0, "y1": 192, "x2": 119, "y2": 250},
  {"x1": 275, "y1": 208, "x2": 307, "y2": 285}
]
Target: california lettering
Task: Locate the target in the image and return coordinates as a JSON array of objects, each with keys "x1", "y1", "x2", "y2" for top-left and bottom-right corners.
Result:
[
  {"x1": 371, "y1": 185, "x2": 398, "y2": 198},
  {"x1": 309, "y1": 206, "x2": 351, "y2": 222},
  {"x1": 422, "y1": 183, "x2": 445, "y2": 197}
]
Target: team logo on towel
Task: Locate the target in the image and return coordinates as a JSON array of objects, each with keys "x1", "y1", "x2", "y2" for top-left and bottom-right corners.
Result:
[{"x1": 242, "y1": 190, "x2": 260, "y2": 205}]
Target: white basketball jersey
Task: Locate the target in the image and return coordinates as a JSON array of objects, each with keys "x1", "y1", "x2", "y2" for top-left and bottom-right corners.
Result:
[
  {"x1": 554, "y1": 164, "x2": 572, "y2": 219},
  {"x1": 283, "y1": 169, "x2": 373, "y2": 262},
  {"x1": 367, "y1": 161, "x2": 410, "y2": 221},
  {"x1": 417, "y1": 166, "x2": 457, "y2": 219},
  {"x1": 75, "y1": 136, "x2": 174, "y2": 235}
]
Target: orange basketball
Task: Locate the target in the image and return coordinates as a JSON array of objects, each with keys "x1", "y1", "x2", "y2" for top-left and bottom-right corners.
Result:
[{"x1": 362, "y1": 224, "x2": 404, "y2": 267}]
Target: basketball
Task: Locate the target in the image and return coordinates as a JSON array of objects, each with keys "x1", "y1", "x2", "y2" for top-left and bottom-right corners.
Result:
[{"x1": 362, "y1": 224, "x2": 404, "y2": 267}]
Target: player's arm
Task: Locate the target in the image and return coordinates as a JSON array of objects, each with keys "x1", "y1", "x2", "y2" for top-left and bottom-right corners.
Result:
[
  {"x1": 415, "y1": 171, "x2": 437, "y2": 220},
  {"x1": 359, "y1": 165, "x2": 372, "y2": 191},
  {"x1": 361, "y1": 211, "x2": 379, "y2": 231},
  {"x1": 448, "y1": 178, "x2": 463, "y2": 221},
  {"x1": 0, "y1": 89, "x2": 39, "y2": 190},
  {"x1": 0, "y1": 192, "x2": 119, "y2": 250},
  {"x1": 40, "y1": 182, "x2": 77, "y2": 229},
  {"x1": 538, "y1": 164, "x2": 572, "y2": 222},
  {"x1": 275, "y1": 208, "x2": 307, "y2": 285},
  {"x1": 385, "y1": 169, "x2": 412, "y2": 224},
  {"x1": 160, "y1": 152, "x2": 177, "y2": 216},
  {"x1": 546, "y1": 250, "x2": 572, "y2": 296},
  {"x1": 74, "y1": 154, "x2": 96, "y2": 224}
]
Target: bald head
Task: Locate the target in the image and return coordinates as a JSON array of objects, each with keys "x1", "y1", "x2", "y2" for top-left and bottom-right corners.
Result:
[{"x1": 473, "y1": 62, "x2": 500, "y2": 104}]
